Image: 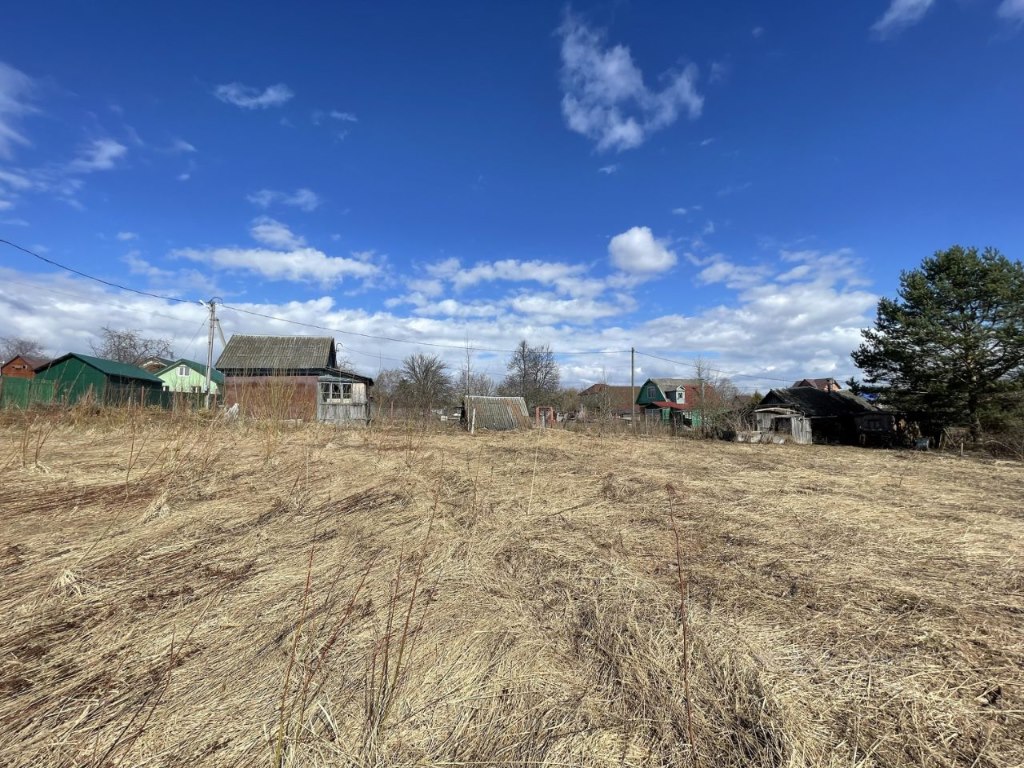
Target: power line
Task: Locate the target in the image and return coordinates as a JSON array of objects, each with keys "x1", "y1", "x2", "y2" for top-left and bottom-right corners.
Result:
[
  {"x1": 3, "y1": 237, "x2": 637, "y2": 365},
  {"x1": 0, "y1": 277, "x2": 200, "y2": 326},
  {"x1": 0, "y1": 238, "x2": 192, "y2": 304},
  {"x1": 635, "y1": 350, "x2": 794, "y2": 384}
]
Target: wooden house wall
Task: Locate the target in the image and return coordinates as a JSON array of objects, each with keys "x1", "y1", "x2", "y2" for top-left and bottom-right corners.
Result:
[
  {"x1": 317, "y1": 381, "x2": 371, "y2": 424},
  {"x1": 1, "y1": 357, "x2": 39, "y2": 379},
  {"x1": 224, "y1": 375, "x2": 319, "y2": 421}
]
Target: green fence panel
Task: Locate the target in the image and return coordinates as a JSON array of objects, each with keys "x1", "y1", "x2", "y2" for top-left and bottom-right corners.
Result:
[{"x1": 0, "y1": 377, "x2": 56, "y2": 409}]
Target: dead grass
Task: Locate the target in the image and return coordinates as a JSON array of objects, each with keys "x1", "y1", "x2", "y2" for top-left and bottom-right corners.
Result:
[{"x1": 0, "y1": 412, "x2": 1022, "y2": 767}]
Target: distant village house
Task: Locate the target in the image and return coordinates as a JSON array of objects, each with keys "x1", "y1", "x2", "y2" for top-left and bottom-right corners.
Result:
[
  {"x1": 1, "y1": 354, "x2": 48, "y2": 379},
  {"x1": 216, "y1": 334, "x2": 373, "y2": 424},
  {"x1": 154, "y1": 359, "x2": 224, "y2": 396},
  {"x1": 635, "y1": 377, "x2": 712, "y2": 427}
]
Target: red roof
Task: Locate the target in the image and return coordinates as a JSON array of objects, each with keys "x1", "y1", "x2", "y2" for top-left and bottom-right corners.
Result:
[{"x1": 649, "y1": 400, "x2": 694, "y2": 411}]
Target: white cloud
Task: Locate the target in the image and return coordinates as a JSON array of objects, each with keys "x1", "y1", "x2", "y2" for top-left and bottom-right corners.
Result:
[
  {"x1": 558, "y1": 15, "x2": 703, "y2": 152},
  {"x1": 871, "y1": 0, "x2": 935, "y2": 38},
  {"x1": 169, "y1": 138, "x2": 196, "y2": 153},
  {"x1": 671, "y1": 207, "x2": 689, "y2": 216},
  {"x1": 997, "y1": 0, "x2": 1024, "y2": 23},
  {"x1": 68, "y1": 138, "x2": 127, "y2": 172},
  {"x1": 0, "y1": 198, "x2": 12, "y2": 210},
  {"x1": 214, "y1": 82, "x2": 294, "y2": 109},
  {"x1": 249, "y1": 216, "x2": 306, "y2": 249},
  {"x1": 703, "y1": 220, "x2": 716, "y2": 236},
  {"x1": 446, "y1": 259, "x2": 589, "y2": 294},
  {"x1": 177, "y1": 172, "x2": 191, "y2": 182},
  {"x1": 699, "y1": 137, "x2": 715, "y2": 147},
  {"x1": 0, "y1": 169, "x2": 32, "y2": 190},
  {"x1": 598, "y1": 164, "x2": 618, "y2": 174},
  {"x1": 175, "y1": 245, "x2": 379, "y2": 286},
  {"x1": 507, "y1": 292, "x2": 632, "y2": 324},
  {"x1": 717, "y1": 181, "x2": 752, "y2": 196},
  {"x1": 752, "y1": 26, "x2": 764, "y2": 38},
  {"x1": 116, "y1": 231, "x2": 138, "y2": 241},
  {"x1": 696, "y1": 254, "x2": 767, "y2": 289},
  {"x1": 247, "y1": 187, "x2": 321, "y2": 212},
  {"x1": 608, "y1": 226, "x2": 677, "y2": 274},
  {"x1": 330, "y1": 110, "x2": 358, "y2": 122},
  {"x1": 0, "y1": 61, "x2": 36, "y2": 159}
]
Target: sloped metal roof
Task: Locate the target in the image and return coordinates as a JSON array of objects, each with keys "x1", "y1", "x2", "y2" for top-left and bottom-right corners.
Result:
[
  {"x1": 216, "y1": 335, "x2": 337, "y2": 372},
  {"x1": 463, "y1": 395, "x2": 531, "y2": 431},
  {"x1": 35, "y1": 353, "x2": 164, "y2": 383},
  {"x1": 651, "y1": 378, "x2": 700, "y2": 390}
]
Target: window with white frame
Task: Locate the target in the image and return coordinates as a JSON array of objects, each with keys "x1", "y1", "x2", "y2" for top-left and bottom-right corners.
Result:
[
  {"x1": 321, "y1": 382, "x2": 353, "y2": 403},
  {"x1": 646, "y1": 384, "x2": 656, "y2": 400},
  {"x1": 177, "y1": 365, "x2": 188, "y2": 377}
]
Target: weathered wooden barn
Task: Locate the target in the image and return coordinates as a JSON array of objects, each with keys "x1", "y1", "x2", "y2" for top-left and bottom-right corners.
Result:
[
  {"x1": 753, "y1": 387, "x2": 882, "y2": 445},
  {"x1": 462, "y1": 395, "x2": 531, "y2": 431},
  {"x1": 216, "y1": 335, "x2": 373, "y2": 423},
  {"x1": 33, "y1": 353, "x2": 167, "y2": 406}
]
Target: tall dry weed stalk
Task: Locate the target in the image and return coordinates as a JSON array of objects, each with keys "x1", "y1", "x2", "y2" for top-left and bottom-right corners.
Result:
[{"x1": 668, "y1": 491, "x2": 698, "y2": 766}]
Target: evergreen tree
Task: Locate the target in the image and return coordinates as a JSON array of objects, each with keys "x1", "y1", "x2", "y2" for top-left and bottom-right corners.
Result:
[{"x1": 852, "y1": 246, "x2": 1024, "y2": 441}]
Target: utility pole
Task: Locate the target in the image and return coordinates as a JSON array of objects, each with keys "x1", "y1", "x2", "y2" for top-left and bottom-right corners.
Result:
[
  {"x1": 630, "y1": 347, "x2": 636, "y2": 434},
  {"x1": 203, "y1": 298, "x2": 217, "y2": 409}
]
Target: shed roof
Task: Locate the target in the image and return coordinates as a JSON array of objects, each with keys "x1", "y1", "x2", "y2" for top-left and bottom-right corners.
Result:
[
  {"x1": 650, "y1": 378, "x2": 700, "y2": 390},
  {"x1": 156, "y1": 359, "x2": 225, "y2": 385},
  {"x1": 35, "y1": 353, "x2": 164, "y2": 383},
  {"x1": 757, "y1": 387, "x2": 877, "y2": 418},
  {"x1": 463, "y1": 395, "x2": 531, "y2": 431},
  {"x1": 791, "y1": 377, "x2": 842, "y2": 391},
  {"x1": 3, "y1": 354, "x2": 49, "y2": 370},
  {"x1": 579, "y1": 383, "x2": 635, "y2": 410},
  {"x1": 216, "y1": 335, "x2": 337, "y2": 372}
]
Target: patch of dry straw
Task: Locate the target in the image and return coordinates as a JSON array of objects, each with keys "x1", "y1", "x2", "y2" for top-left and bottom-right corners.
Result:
[{"x1": 0, "y1": 415, "x2": 1022, "y2": 767}]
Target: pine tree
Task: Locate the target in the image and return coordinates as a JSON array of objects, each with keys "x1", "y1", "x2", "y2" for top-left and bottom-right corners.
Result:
[{"x1": 852, "y1": 246, "x2": 1024, "y2": 441}]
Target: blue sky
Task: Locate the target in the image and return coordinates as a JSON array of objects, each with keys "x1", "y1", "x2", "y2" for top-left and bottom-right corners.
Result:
[{"x1": 1, "y1": 0, "x2": 1022, "y2": 389}]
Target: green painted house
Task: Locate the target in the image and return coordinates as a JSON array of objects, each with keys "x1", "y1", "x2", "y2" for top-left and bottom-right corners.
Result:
[
  {"x1": 634, "y1": 377, "x2": 705, "y2": 426},
  {"x1": 155, "y1": 359, "x2": 224, "y2": 395},
  {"x1": 34, "y1": 353, "x2": 168, "y2": 406}
]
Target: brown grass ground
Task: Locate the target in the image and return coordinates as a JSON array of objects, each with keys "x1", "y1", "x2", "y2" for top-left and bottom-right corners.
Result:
[{"x1": 0, "y1": 414, "x2": 1022, "y2": 767}]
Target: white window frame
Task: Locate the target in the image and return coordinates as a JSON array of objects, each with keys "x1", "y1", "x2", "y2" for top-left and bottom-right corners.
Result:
[
  {"x1": 177, "y1": 365, "x2": 188, "y2": 377},
  {"x1": 321, "y1": 381, "x2": 353, "y2": 403}
]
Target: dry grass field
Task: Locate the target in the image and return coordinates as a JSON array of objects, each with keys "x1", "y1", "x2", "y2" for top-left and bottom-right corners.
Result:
[{"x1": 1, "y1": 413, "x2": 1022, "y2": 767}]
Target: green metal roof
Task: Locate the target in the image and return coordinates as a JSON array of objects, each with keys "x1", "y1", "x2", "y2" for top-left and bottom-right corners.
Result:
[
  {"x1": 156, "y1": 359, "x2": 225, "y2": 385},
  {"x1": 37, "y1": 353, "x2": 165, "y2": 383}
]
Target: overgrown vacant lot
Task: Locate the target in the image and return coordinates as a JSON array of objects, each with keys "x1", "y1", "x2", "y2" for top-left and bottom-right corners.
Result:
[{"x1": 1, "y1": 416, "x2": 1022, "y2": 767}]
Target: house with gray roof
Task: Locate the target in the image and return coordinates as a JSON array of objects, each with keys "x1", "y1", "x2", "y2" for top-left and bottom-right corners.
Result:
[{"x1": 216, "y1": 334, "x2": 373, "y2": 424}]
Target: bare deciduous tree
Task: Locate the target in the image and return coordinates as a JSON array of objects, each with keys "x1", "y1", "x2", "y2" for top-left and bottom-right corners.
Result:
[
  {"x1": 400, "y1": 353, "x2": 453, "y2": 414},
  {"x1": 1, "y1": 337, "x2": 46, "y2": 363},
  {"x1": 91, "y1": 326, "x2": 173, "y2": 366},
  {"x1": 500, "y1": 340, "x2": 560, "y2": 408},
  {"x1": 693, "y1": 356, "x2": 741, "y2": 436}
]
